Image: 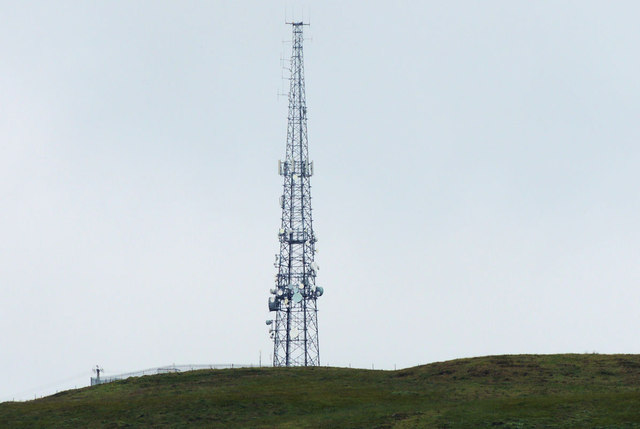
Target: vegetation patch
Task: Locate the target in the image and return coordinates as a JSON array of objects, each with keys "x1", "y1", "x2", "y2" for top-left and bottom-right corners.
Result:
[{"x1": 2, "y1": 354, "x2": 640, "y2": 428}]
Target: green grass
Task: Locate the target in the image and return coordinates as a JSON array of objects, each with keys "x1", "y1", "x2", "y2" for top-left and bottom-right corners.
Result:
[{"x1": 2, "y1": 354, "x2": 640, "y2": 428}]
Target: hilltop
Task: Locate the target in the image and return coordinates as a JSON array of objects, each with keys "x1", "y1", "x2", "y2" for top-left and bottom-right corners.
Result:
[{"x1": 2, "y1": 354, "x2": 640, "y2": 428}]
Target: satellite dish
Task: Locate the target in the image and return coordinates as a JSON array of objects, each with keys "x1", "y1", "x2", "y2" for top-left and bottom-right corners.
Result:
[
  {"x1": 266, "y1": 320, "x2": 273, "y2": 326},
  {"x1": 283, "y1": 298, "x2": 289, "y2": 306},
  {"x1": 270, "y1": 288, "x2": 276, "y2": 295},
  {"x1": 292, "y1": 292, "x2": 303, "y2": 303},
  {"x1": 311, "y1": 285, "x2": 317, "y2": 292},
  {"x1": 268, "y1": 297, "x2": 278, "y2": 311},
  {"x1": 277, "y1": 289, "x2": 284, "y2": 296},
  {"x1": 315, "y1": 286, "x2": 324, "y2": 297},
  {"x1": 298, "y1": 282, "x2": 304, "y2": 290}
]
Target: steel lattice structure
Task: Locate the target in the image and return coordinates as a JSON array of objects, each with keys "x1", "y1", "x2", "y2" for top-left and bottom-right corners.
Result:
[{"x1": 267, "y1": 22, "x2": 322, "y2": 367}]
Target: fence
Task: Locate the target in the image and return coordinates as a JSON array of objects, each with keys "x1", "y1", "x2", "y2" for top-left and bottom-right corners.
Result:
[{"x1": 90, "y1": 364, "x2": 258, "y2": 386}]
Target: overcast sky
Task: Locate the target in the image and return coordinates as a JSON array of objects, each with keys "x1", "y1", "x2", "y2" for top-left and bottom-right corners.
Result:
[{"x1": 2, "y1": 1, "x2": 640, "y2": 401}]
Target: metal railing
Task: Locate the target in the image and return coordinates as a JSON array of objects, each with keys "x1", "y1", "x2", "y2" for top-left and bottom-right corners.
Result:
[{"x1": 90, "y1": 363, "x2": 258, "y2": 386}]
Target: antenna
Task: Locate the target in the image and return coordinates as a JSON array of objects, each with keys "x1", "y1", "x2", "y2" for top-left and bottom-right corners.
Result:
[
  {"x1": 292, "y1": 292, "x2": 303, "y2": 304},
  {"x1": 278, "y1": 46, "x2": 292, "y2": 101},
  {"x1": 266, "y1": 22, "x2": 322, "y2": 367}
]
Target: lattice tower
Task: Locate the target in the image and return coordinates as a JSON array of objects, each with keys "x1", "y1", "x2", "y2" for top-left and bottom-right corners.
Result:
[{"x1": 266, "y1": 22, "x2": 322, "y2": 367}]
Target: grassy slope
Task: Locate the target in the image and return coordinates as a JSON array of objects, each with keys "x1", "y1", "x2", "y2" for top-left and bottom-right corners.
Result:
[{"x1": 2, "y1": 354, "x2": 640, "y2": 428}]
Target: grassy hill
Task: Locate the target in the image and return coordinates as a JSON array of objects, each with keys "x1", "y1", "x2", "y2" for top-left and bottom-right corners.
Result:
[{"x1": 2, "y1": 354, "x2": 640, "y2": 428}]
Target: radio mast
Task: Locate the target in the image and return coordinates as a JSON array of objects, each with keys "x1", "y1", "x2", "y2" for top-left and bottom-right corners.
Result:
[{"x1": 267, "y1": 22, "x2": 322, "y2": 367}]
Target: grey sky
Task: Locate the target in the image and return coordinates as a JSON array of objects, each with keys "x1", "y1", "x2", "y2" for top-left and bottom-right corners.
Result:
[{"x1": 1, "y1": 1, "x2": 640, "y2": 400}]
